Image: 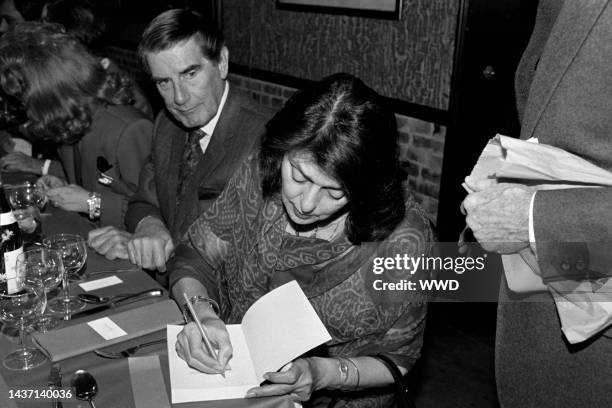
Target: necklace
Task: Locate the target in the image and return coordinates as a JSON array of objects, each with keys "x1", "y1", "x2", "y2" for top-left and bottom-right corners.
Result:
[{"x1": 292, "y1": 214, "x2": 345, "y2": 241}]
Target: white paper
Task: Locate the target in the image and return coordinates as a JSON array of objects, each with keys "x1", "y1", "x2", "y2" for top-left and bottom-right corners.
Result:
[
  {"x1": 168, "y1": 325, "x2": 256, "y2": 403},
  {"x1": 466, "y1": 135, "x2": 612, "y2": 186},
  {"x1": 79, "y1": 275, "x2": 122, "y2": 291},
  {"x1": 497, "y1": 136, "x2": 612, "y2": 185},
  {"x1": 242, "y1": 280, "x2": 332, "y2": 379},
  {"x1": 87, "y1": 317, "x2": 128, "y2": 340},
  {"x1": 501, "y1": 249, "x2": 547, "y2": 293},
  {"x1": 167, "y1": 281, "x2": 331, "y2": 403}
]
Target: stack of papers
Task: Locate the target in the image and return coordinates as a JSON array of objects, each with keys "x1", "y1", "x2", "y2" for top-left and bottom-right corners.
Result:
[{"x1": 468, "y1": 134, "x2": 612, "y2": 343}]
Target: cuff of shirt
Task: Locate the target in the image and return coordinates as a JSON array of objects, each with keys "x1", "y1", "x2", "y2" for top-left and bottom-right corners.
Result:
[
  {"x1": 134, "y1": 215, "x2": 161, "y2": 233},
  {"x1": 528, "y1": 191, "x2": 537, "y2": 254},
  {"x1": 41, "y1": 159, "x2": 51, "y2": 175}
]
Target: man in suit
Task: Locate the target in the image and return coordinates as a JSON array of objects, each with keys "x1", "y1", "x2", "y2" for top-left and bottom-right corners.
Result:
[
  {"x1": 89, "y1": 9, "x2": 271, "y2": 272},
  {"x1": 464, "y1": 0, "x2": 612, "y2": 406}
]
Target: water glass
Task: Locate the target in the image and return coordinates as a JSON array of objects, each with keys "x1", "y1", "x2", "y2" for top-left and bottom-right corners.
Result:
[
  {"x1": 44, "y1": 234, "x2": 87, "y2": 314},
  {"x1": 16, "y1": 248, "x2": 64, "y2": 331},
  {"x1": 7, "y1": 182, "x2": 45, "y2": 244},
  {"x1": 0, "y1": 278, "x2": 48, "y2": 370}
]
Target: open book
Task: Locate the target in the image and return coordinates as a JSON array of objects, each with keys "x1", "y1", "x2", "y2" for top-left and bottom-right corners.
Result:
[{"x1": 167, "y1": 280, "x2": 332, "y2": 403}]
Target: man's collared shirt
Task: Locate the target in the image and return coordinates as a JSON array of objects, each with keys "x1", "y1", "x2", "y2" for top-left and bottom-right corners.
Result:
[{"x1": 197, "y1": 82, "x2": 229, "y2": 154}]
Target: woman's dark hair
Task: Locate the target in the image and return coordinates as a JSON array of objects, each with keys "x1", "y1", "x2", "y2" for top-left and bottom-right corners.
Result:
[
  {"x1": 42, "y1": 0, "x2": 107, "y2": 55},
  {"x1": 138, "y1": 9, "x2": 224, "y2": 76},
  {"x1": 260, "y1": 73, "x2": 406, "y2": 244},
  {"x1": 0, "y1": 22, "x2": 134, "y2": 144}
]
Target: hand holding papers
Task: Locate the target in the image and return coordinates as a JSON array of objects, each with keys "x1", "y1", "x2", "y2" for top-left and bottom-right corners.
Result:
[
  {"x1": 467, "y1": 135, "x2": 612, "y2": 343},
  {"x1": 168, "y1": 281, "x2": 331, "y2": 403}
]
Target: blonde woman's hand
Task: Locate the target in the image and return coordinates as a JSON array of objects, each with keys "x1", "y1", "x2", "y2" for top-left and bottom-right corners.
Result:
[
  {"x1": 36, "y1": 174, "x2": 67, "y2": 192},
  {"x1": 46, "y1": 184, "x2": 90, "y2": 213},
  {"x1": 0, "y1": 152, "x2": 43, "y2": 174},
  {"x1": 88, "y1": 226, "x2": 131, "y2": 260}
]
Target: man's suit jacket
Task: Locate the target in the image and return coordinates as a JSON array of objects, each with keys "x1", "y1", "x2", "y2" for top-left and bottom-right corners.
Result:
[
  {"x1": 52, "y1": 104, "x2": 152, "y2": 228},
  {"x1": 496, "y1": 0, "x2": 612, "y2": 406},
  {"x1": 125, "y1": 87, "x2": 273, "y2": 239}
]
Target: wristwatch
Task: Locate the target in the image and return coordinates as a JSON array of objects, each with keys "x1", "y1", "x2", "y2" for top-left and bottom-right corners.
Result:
[{"x1": 87, "y1": 192, "x2": 101, "y2": 220}]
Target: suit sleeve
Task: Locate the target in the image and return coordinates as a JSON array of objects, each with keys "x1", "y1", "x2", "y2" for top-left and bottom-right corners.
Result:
[
  {"x1": 534, "y1": 187, "x2": 612, "y2": 282},
  {"x1": 125, "y1": 157, "x2": 162, "y2": 232},
  {"x1": 99, "y1": 117, "x2": 152, "y2": 228},
  {"x1": 124, "y1": 118, "x2": 164, "y2": 233},
  {"x1": 47, "y1": 159, "x2": 66, "y2": 179}
]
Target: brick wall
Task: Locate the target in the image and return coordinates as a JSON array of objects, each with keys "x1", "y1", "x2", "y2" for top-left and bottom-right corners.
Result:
[{"x1": 229, "y1": 73, "x2": 445, "y2": 223}]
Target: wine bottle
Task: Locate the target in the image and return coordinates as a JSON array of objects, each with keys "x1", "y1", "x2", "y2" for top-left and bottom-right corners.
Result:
[{"x1": 0, "y1": 175, "x2": 24, "y2": 294}]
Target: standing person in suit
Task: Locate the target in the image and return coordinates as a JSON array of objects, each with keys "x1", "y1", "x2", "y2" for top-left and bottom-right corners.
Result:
[
  {"x1": 89, "y1": 9, "x2": 272, "y2": 273},
  {"x1": 0, "y1": 23, "x2": 152, "y2": 228},
  {"x1": 463, "y1": 0, "x2": 612, "y2": 406}
]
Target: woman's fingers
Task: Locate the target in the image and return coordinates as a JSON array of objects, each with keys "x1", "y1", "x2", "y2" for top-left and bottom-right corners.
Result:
[
  {"x1": 176, "y1": 323, "x2": 229, "y2": 374},
  {"x1": 246, "y1": 361, "x2": 313, "y2": 400},
  {"x1": 215, "y1": 334, "x2": 233, "y2": 371},
  {"x1": 246, "y1": 383, "x2": 295, "y2": 398},
  {"x1": 264, "y1": 367, "x2": 299, "y2": 385}
]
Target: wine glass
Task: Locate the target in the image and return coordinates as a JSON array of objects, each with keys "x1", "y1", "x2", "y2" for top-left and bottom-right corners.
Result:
[
  {"x1": 7, "y1": 182, "x2": 45, "y2": 244},
  {"x1": 0, "y1": 277, "x2": 48, "y2": 370},
  {"x1": 16, "y1": 248, "x2": 64, "y2": 332},
  {"x1": 44, "y1": 234, "x2": 87, "y2": 314}
]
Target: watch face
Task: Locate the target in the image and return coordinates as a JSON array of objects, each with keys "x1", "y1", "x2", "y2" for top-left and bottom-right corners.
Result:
[{"x1": 98, "y1": 175, "x2": 113, "y2": 185}]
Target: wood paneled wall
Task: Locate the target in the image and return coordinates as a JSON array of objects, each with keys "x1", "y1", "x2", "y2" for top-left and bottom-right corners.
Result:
[{"x1": 224, "y1": 0, "x2": 458, "y2": 110}]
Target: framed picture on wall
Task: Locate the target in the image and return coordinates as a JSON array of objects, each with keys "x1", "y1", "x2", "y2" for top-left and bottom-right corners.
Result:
[{"x1": 276, "y1": 0, "x2": 402, "y2": 20}]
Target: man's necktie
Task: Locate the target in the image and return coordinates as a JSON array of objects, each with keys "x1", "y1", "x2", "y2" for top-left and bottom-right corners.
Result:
[{"x1": 177, "y1": 129, "x2": 206, "y2": 203}]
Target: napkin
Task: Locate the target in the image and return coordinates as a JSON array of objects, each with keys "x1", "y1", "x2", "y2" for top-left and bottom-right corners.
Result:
[
  {"x1": 129, "y1": 355, "x2": 171, "y2": 408},
  {"x1": 33, "y1": 299, "x2": 183, "y2": 362}
]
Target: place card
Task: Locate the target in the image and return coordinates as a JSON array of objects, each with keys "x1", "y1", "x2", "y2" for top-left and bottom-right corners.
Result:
[
  {"x1": 87, "y1": 317, "x2": 128, "y2": 340},
  {"x1": 79, "y1": 275, "x2": 123, "y2": 291}
]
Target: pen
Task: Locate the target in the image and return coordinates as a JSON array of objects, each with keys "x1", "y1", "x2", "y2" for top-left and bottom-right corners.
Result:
[{"x1": 182, "y1": 292, "x2": 225, "y2": 377}]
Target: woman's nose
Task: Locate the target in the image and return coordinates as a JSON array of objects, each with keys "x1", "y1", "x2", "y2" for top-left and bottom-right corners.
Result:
[{"x1": 300, "y1": 186, "x2": 319, "y2": 214}]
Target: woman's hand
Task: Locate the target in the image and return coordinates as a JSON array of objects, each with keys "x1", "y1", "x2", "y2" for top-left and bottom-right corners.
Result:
[
  {"x1": 246, "y1": 358, "x2": 324, "y2": 401},
  {"x1": 36, "y1": 174, "x2": 67, "y2": 192},
  {"x1": 0, "y1": 152, "x2": 43, "y2": 174},
  {"x1": 46, "y1": 184, "x2": 90, "y2": 213},
  {"x1": 88, "y1": 226, "x2": 132, "y2": 260},
  {"x1": 175, "y1": 315, "x2": 233, "y2": 375}
]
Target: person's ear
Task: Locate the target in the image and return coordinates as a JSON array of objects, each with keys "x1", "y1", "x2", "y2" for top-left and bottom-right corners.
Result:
[
  {"x1": 100, "y1": 58, "x2": 111, "y2": 70},
  {"x1": 218, "y1": 47, "x2": 229, "y2": 80}
]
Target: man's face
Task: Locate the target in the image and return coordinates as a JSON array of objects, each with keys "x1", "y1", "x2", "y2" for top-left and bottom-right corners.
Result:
[{"x1": 146, "y1": 37, "x2": 228, "y2": 129}]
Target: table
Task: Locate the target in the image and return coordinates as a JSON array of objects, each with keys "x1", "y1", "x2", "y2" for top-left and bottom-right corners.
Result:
[{"x1": 0, "y1": 186, "x2": 293, "y2": 408}]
